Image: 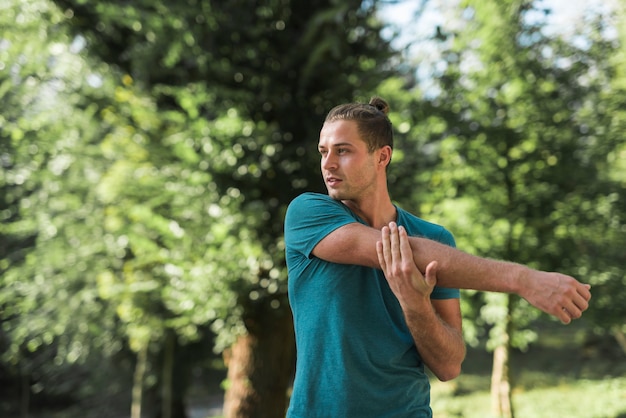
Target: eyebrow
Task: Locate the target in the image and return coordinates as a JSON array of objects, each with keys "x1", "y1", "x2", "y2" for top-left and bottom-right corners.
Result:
[{"x1": 318, "y1": 142, "x2": 356, "y2": 150}]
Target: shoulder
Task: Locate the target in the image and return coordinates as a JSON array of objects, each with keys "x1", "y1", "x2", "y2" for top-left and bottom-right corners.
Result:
[
  {"x1": 285, "y1": 192, "x2": 356, "y2": 232},
  {"x1": 284, "y1": 193, "x2": 358, "y2": 252},
  {"x1": 289, "y1": 192, "x2": 337, "y2": 206},
  {"x1": 286, "y1": 193, "x2": 345, "y2": 217},
  {"x1": 396, "y1": 206, "x2": 455, "y2": 247}
]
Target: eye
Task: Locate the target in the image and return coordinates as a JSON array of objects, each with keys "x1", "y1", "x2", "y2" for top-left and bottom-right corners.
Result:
[{"x1": 337, "y1": 148, "x2": 348, "y2": 154}]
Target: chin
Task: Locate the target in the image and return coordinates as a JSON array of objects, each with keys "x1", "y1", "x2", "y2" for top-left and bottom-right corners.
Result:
[
  {"x1": 329, "y1": 191, "x2": 353, "y2": 202},
  {"x1": 326, "y1": 189, "x2": 343, "y2": 200}
]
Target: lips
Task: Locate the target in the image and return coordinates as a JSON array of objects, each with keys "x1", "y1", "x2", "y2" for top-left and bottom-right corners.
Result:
[{"x1": 326, "y1": 177, "x2": 342, "y2": 187}]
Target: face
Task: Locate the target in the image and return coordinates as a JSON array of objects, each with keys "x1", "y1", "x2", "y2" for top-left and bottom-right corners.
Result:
[{"x1": 318, "y1": 120, "x2": 385, "y2": 201}]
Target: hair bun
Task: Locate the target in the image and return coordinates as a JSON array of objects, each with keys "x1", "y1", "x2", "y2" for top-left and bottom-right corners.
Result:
[{"x1": 368, "y1": 96, "x2": 390, "y2": 115}]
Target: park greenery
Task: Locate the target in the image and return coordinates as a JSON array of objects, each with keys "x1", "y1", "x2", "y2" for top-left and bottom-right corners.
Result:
[{"x1": 1, "y1": 0, "x2": 625, "y2": 417}]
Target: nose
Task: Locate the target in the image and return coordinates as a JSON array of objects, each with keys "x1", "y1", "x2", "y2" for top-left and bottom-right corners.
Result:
[{"x1": 321, "y1": 151, "x2": 338, "y2": 171}]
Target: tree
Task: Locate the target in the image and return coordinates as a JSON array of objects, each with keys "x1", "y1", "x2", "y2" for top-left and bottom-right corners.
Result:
[
  {"x1": 40, "y1": 0, "x2": 398, "y2": 416},
  {"x1": 573, "y1": 0, "x2": 626, "y2": 354},
  {"x1": 0, "y1": 0, "x2": 132, "y2": 414},
  {"x1": 388, "y1": 0, "x2": 626, "y2": 416}
]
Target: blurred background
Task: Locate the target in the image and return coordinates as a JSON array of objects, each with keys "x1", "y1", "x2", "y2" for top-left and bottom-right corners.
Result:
[{"x1": 1, "y1": 0, "x2": 625, "y2": 417}]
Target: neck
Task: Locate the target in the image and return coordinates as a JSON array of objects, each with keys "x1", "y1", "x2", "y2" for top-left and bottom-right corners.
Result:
[{"x1": 342, "y1": 194, "x2": 397, "y2": 229}]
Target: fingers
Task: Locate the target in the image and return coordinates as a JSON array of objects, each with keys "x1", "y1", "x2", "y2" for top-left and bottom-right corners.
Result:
[
  {"x1": 379, "y1": 222, "x2": 422, "y2": 277},
  {"x1": 378, "y1": 222, "x2": 402, "y2": 272},
  {"x1": 378, "y1": 222, "x2": 438, "y2": 302},
  {"x1": 424, "y1": 260, "x2": 438, "y2": 287},
  {"x1": 555, "y1": 282, "x2": 592, "y2": 324},
  {"x1": 578, "y1": 283, "x2": 592, "y2": 307},
  {"x1": 398, "y1": 224, "x2": 413, "y2": 266},
  {"x1": 562, "y1": 288, "x2": 591, "y2": 323},
  {"x1": 389, "y1": 222, "x2": 401, "y2": 264},
  {"x1": 557, "y1": 308, "x2": 572, "y2": 325},
  {"x1": 377, "y1": 225, "x2": 391, "y2": 271},
  {"x1": 562, "y1": 280, "x2": 592, "y2": 324},
  {"x1": 376, "y1": 240, "x2": 385, "y2": 270}
]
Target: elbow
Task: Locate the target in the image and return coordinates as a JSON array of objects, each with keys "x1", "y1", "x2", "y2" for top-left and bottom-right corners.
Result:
[
  {"x1": 435, "y1": 364, "x2": 462, "y2": 382},
  {"x1": 431, "y1": 349, "x2": 465, "y2": 382}
]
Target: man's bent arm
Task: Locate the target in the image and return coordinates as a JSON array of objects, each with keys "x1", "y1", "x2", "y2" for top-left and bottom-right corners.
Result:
[
  {"x1": 311, "y1": 222, "x2": 591, "y2": 323},
  {"x1": 378, "y1": 228, "x2": 466, "y2": 381}
]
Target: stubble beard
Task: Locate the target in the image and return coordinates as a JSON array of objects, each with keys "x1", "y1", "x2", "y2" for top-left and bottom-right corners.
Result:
[{"x1": 327, "y1": 187, "x2": 347, "y2": 201}]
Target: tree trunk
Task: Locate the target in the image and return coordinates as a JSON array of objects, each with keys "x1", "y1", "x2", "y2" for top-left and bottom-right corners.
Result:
[
  {"x1": 161, "y1": 331, "x2": 175, "y2": 418},
  {"x1": 223, "y1": 300, "x2": 295, "y2": 418},
  {"x1": 131, "y1": 343, "x2": 148, "y2": 418},
  {"x1": 490, "y1": 294, "x2": 514, "y2": 418},
  {"x1": 490, "y1": 343, "x2": 513, "y2": 418},
  {"x1": 20, "y1": 366, "x2": 29, "y2": 418}
]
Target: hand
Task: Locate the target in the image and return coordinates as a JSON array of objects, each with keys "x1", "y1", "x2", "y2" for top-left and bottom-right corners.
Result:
[
  {"x1": 519, "y1": 269, "x2": 591, "y2": 324},
  {"x1": 377, "y1": 222, "x2": 438, "y2": 307}
]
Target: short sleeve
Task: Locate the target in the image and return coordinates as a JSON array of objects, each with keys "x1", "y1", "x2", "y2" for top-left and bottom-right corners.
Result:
[{"x1": 284, "y1": 193, "x2": 358, "y2": 258}]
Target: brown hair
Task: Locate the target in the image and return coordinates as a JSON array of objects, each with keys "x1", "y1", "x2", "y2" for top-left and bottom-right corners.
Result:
[{"x1": 324, "y1": 96, "x2": 393, "y2": 152}]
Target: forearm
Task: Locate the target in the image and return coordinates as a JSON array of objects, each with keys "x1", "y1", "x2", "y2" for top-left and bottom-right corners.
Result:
[
  {"x1": 408, "y1": 236, "x2": 527, "y2": 294},
  {"x1": 406, "y1": 235, "x2": 591, "y2": 323},
  {"x1": 403, "y1": 302, "x2": 465, "y2": 381}
]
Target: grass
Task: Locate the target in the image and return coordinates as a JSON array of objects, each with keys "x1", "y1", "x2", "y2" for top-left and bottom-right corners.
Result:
[
  {"x1": 432, "y1": 377, "x2": 626, "y2": 418},
  {"x1": 430, "y1": 320, "x2": 626, "y2": 418}
]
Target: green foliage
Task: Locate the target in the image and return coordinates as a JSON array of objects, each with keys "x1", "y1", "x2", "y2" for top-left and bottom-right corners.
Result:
[
  {"x1": 387, "y1": 0, "x2": 626, "y2": 349},
  {"x1": 81, "y1": 77, "x2": 286, "y2": 355},
  {"x1": 3, "y1": 0, "x2": 625, "y2": 414},
  {"x1": 0, "y1": 0, "x2": 120, "y2": 365},
  {"x1": 2, "y1": 0, "x2": 399, "y2": 412},
  {"x1": 45, "y1": 0, "x2": 398, "y2": 351}
]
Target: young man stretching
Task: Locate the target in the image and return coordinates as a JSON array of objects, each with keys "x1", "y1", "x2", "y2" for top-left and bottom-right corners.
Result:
[{"x1": 284, "y1": 97, "x2": 591, "y2": 417}]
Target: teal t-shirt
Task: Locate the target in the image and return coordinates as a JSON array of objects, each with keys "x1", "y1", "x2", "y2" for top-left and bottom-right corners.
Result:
[{"x1": 284, "y1": 192, "x2": 460, "y2": 418}]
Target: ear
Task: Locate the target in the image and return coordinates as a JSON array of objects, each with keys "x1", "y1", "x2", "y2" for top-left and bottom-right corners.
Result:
[{"x1": 378, "y1": 145, "x2": 392, "y2": 167}]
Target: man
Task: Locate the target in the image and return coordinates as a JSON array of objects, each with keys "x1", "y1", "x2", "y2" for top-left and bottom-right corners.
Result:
[{"x1": 283, "y1": 97, "x2": 591, "y2": 417}]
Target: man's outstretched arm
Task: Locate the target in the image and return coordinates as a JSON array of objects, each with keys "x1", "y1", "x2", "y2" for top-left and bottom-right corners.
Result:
[
  {"x1": 398, "y1": 223, "x2": 590, "y2": 324},
  {"x1": 311, "y1": 222, "x2": 591, "y2": 324}
]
